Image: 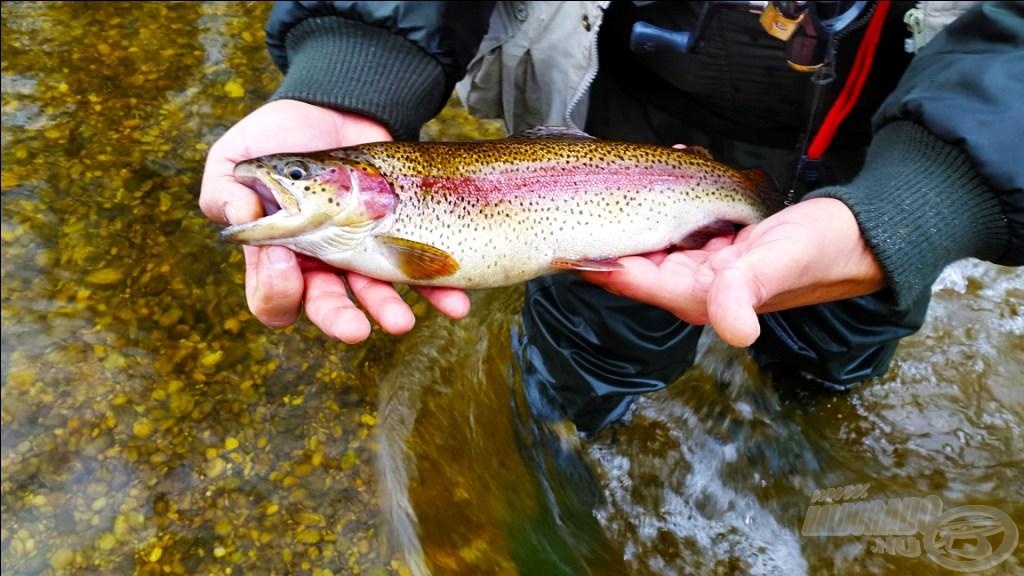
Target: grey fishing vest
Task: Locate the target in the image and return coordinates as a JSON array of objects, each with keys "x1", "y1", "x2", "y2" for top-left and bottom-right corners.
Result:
[{"x1": 456, "y1": 1, "x2": 977, "y2": 134}]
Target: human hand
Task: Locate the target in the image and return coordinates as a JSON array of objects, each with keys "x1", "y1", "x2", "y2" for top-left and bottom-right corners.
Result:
[
  {"x1": 580, "y1": 198, "x2": 886, "y2": 347},
  {"x1": 199, "y1": 99, "x2": 470, "y2": 343}
]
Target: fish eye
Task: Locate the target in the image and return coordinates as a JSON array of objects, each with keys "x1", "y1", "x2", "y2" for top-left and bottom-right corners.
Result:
[{"x1": 283, "y1": 161, "x2": 309, "y2": 181}]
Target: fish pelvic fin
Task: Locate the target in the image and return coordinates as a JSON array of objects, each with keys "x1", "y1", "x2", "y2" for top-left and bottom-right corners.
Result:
[
  {"x1": 739, "y1": 167, "x2": 786, "y2": 216},
  {"x1": 551, "y1": 257, "x2": 624, "y2": 272},
  {"x1": 378, "y1": 236, "x2": 460, "y2": 281}
]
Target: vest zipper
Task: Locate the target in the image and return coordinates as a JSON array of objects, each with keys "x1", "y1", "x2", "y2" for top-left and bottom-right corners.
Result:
[{"x1": 565, "y1": 6, "x2": 606, "y2": 130}]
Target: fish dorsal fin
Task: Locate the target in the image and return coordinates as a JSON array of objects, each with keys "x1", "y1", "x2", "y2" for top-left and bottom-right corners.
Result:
[
  {"x1": 677, "y1": 145, "x2": 715, "y2": 160},
  {"x1": 378, "y1": 236, "x2": 460, "y2": 280},
  {"x1": 551, "y1": 257, "x2": 623, "y2": 272},
  {"x1": 512, "y1": 126, "x2": 597, "y2": 141}
]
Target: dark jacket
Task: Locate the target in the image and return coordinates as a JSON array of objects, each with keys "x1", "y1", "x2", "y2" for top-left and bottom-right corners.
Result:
[{"x1": 264, "y1": 1, "x2": 1023, "y2": 311}]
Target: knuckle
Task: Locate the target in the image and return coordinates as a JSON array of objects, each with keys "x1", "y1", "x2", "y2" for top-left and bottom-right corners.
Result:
[
  {"x1": 207, "y1": 134, "x2": 232, "y2": 159},
  {"x1": 354, "y1": 282, "x2": 395, "y2": 305},
  {"x1": 260, "y1": 268, "x2": 302, "y2": 296},
  {"x1": 249, "y1": 300, "x2": 296, "y2": 328},
  {"x1": 262, "y1": 315, "x2": 295, "y2": 329},
  {"x1": 249, "y1": 290, "x2": 301, "y2": 326},
  {"x1": 197, "y1": 196, "x2": 220, "y2": 219}
]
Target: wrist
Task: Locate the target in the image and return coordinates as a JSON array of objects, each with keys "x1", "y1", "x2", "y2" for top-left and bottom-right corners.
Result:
[
  {"x1": 270, "y1": 17, "x2": 447, "y2": 141},
  {"x1": 256, "y1": 99, "x2": 392, "y2": 139},
  {"x1": 323, "y1": 104, "x2": 393, "y2": 143},
  {"x1": 752, "y1": 198, "x2": 885, "y2": 313},
  {"x1": 819, "y1": 198, "x2": 885, "y2": 288},
  {"x1": 805, "y1": 121, "x2": 1008, "y2": 310}
]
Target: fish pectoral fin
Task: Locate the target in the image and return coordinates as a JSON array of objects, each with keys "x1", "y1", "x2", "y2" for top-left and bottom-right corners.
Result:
[
  {"x1": 378, "y1": 236, "x2": 460, "y2": 280},
  {"x1": 291, "y1": 221, "x2": 376, "y2": 256},
  {"x1": 551, "y1": 257, "x2": 624, "y2": 272},
  {"x1": 512, "y1": 126, "x2": 597, "y2": 141}
]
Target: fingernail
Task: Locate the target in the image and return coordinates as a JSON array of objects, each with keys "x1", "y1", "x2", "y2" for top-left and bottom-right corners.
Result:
[
  {"x1": 224, "y1": 202, "x2": 239, "y2": 225},
  {"x1": 266, "y1": 246, "x2": 294, "y2": 267}
]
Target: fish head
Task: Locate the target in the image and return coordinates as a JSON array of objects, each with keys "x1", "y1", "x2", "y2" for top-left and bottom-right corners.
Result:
[{"x1": 221, "y1": 151, "x2": 396, "y2": 245}]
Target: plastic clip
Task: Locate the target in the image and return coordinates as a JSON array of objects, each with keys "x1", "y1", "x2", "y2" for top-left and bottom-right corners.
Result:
[{"x1": 796, "y1": 155, "x2": 826, "y2": 183}]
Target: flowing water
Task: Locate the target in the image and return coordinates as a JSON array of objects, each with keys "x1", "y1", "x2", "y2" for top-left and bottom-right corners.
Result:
[{"x1": 2, "y1": 3, "x2": 1022, "y2": 575}]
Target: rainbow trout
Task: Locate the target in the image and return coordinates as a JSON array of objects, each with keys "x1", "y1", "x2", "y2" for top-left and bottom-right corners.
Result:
[{"x1": 221, "y1": 127, "x2": 782, "y2": 288}]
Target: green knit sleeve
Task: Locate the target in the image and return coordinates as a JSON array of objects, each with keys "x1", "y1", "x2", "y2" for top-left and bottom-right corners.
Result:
[
  {"x1": 805, "y1": 121, "x2": 1010, "y2": 311},
  {"x1": 270, "y1": 17, "x2": 448, "y2": 141}
]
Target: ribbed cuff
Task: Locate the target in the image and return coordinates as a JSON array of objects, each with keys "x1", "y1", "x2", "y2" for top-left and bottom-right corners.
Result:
[
  {"x1": 806, "y1": 121, "x2": 1009, "y2": 311},
  {"x1": 271, "y1": 17, "x2": 447, "y2": 141}
]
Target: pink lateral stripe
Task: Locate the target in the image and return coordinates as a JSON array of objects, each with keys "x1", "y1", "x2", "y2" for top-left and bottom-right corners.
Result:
[{"x1": 401, "y1": 165, "x2": 702, "y2": 202}]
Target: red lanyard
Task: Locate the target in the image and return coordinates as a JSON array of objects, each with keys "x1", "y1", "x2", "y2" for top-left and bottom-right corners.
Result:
[{"x1": 806, "y1": 1, "x2": 892, "y2": 161}]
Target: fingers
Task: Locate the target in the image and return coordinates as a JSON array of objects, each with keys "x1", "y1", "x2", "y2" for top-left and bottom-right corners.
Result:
[
  {"x1": 200, "y1": 101, "x2": 415, "y2": 344},
  {"x1": 243, "y1": 251, "x2": 467, "y2": 342},
  {"x1": 635, "y1": 249, "x2": 670, "y2": 266},
  {"x1": 244, "y1": 246, "x2": 305, "y2": 329},
  {"x1": 199, "y1": 142, "x2": 268, "y2": 225},
  {"x1": 580, "y1": 253, "x2": 714, "y2": 324},
  {"x1": 702, "y1": 234, "x2": 736, "y2": 253},
  {"x1": 199, "y1": 100, "x2": 392, "y2": 227},
  {"x1": 304, "y1": 271, "x2": 373, "y2": 344},
  {"x1": 199, "y1": 120, "x2": 274, "y2": 226},
  {"x1": 580, "y1": 255, "x2": 663, "y2": 298},
  {"x1": 303, "y1": 273, "x2": 470, "y2": 343},
  {"x1": 704, "y1": 243, "x2": 767, "y2": 347},
  {"x1": 201, "y1": 176, "x2": 266, "y2": 226},
  {"x1": 346, "y1": 272, "x2": 416, "y2": 335},
  {"x1": 413, "y1": 286, "x2": 472, "y2": 319},
  {"x1": 706, "y1": 263, "x2": 763, "y2": 348},
  {"x1": 302, "y1": 272, "x2": 471, "y2": 343}
]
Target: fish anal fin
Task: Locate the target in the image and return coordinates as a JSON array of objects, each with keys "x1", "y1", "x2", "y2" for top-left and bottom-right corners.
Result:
[
  {"x1": 378, "y1": 236, "x2": 460, "y2": 280},
  {"x1": 551, "y1": 257, "x2": 623, "y2": 272}
]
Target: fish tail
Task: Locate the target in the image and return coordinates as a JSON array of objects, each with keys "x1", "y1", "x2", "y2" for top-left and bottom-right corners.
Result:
[{"x1": 740, "y1": 167, "x2": 786, "y2": 216}]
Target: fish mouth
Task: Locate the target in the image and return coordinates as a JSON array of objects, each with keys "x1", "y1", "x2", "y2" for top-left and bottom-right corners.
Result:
[
  {"x1": 233, "y1": 161, "x2": 294, "y2": 216},
  {"x1": 220, "y1": 161, "x2": 308, "y2": 245}
]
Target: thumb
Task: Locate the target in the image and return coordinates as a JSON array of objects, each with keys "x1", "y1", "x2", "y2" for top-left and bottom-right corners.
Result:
[{"x1": 707, "y1": 265, "x2": 763, "y2": 347}]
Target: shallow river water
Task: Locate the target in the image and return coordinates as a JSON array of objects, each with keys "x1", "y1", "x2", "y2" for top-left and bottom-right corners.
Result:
[{"x1": 2, "y1": 3, "x2": 1022, "y2": 575}]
